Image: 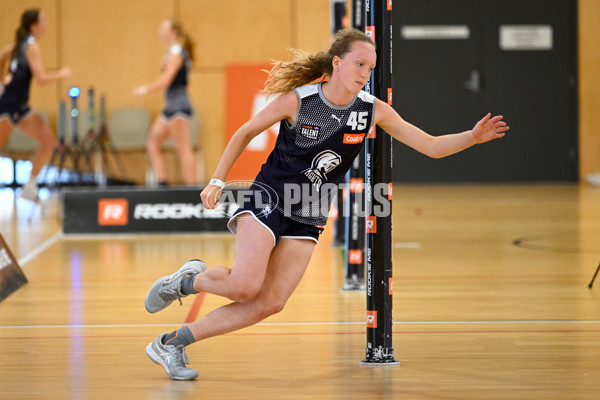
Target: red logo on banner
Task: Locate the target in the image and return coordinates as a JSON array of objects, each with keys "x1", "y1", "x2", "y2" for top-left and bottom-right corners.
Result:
[
  {"x1": 98, "y1": 199, "x2": 129, "y2": 226},
  {"x1": 366, "y1": 216, "x2": 377, "y2": 233},
  {"x1": 387, "y1": 88, "x2": 392, "y2": 105},
  {"x1": 367, "y1": 310, "x2": 378, "y2": 328},
  {"x1": 366, "y1": 126, "x2": 375, "y2": 139},
  {"x1": 366, "y1": 26, "x2": 375, "y2": 41},
  {"x1": 389, "y1": 277, "x2": 393, "y2": 295},
  {"x1": 348, "y1": 249, "x2": 363, "y2": 264},
  {"x1": 387, "y1": 0, "x2": 392, "y2": 11},
  {"x1": 343, "y1": 133, "x2": 365, "y2": 144}
]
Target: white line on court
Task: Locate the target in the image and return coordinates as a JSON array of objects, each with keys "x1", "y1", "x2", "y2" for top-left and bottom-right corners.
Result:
[
  {"x1": 17, "y1": 231, "x2": 62, "y2": 267},
  {"x1": 1, "y1": 320, "x2": 599, "y2": 329},
  {"x1": 61, "y1": 231, "x2": 232, "y2": 241}
]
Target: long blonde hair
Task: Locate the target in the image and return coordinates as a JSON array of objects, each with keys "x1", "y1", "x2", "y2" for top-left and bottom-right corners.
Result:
[
  {"x1": 264, "y1": 28, "x2": 374, "y2": 94},
  {"x1": 170, "y1": 20, "x2": 194, "y2": 62}
]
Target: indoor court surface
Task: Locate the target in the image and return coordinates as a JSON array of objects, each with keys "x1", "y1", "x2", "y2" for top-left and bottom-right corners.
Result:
[{"x1": 1, "y1": 184, "x2": 599, "y2": 399}]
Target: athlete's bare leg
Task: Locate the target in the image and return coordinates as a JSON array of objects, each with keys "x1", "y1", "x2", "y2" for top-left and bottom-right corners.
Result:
[
  {"x1": 188, "y1": 218, "x2": 315, "y2": 341},
  {"x1": 145, "y1": 117, "x2": 170, "y2": 183},
  {"x1": 17, "y1": 111, "x2": 57, "y2": 178},
  {"x1": 167, "y1": 117, "x2": 196, "y2": 185},
  {"x1": 0, "y1": 118, "x2": 12, "y2": 149}
]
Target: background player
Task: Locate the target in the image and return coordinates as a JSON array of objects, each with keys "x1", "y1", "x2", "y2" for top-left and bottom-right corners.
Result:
[
  {"x1": 0, "y1": 8, "x2": 72, "y2": 201},
  {"x1": 144, "y1": 28, "x2": 509, "y2": 380},
  {"x1": 133, "y1": 19, "x2": 197, "y2": 186}
]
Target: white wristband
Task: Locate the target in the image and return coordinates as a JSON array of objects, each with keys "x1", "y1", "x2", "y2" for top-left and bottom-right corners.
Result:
[{"x1": 209, "y1": 178, "x2": 225, "y2": 189}]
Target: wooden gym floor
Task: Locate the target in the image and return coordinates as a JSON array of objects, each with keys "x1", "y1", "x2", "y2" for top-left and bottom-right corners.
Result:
[{"x1": 0, "y1": 184, "x2": 599, "y2": 399}]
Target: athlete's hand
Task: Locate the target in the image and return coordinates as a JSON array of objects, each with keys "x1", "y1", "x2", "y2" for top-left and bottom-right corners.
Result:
[
  {"x1": 59, "y1": 66, "x2": 72, "y2": 79},
  {"x1": 132, "y1": 86, "x2": 148, "y2": 97},
  {"x1": 200, "y1": 184, "x2": 223, "y2": 209},
  {"x1": 471, "y1": 113, "x2": 509, "y2": 144}
]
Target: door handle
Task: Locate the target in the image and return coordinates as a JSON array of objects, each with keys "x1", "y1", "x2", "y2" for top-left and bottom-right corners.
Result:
[{"x1": 463, "y1": 70, "x2": 480, "y2": 94}]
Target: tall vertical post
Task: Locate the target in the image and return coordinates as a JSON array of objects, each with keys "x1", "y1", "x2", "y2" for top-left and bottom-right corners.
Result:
[
  {"x1": 342, "y1": 0, "x2": 366, "y2": 291},
  {"x1": 331, "y1": 0, "x2": 348, "y2": 246},
  {"x1": 361, "y1": 0, "x2": 397, "y2": 365},
  {"x1": 68, "y1": 87, "x2": 82, "y2": 183}
]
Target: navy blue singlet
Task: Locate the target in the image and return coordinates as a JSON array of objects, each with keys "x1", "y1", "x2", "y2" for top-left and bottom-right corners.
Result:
[
  {"x1": 253, "y1": 82, "x2": 375, "y2": 227},
  {"x1": 0, "y1": 35, "x2": 35, "y2": 123}
]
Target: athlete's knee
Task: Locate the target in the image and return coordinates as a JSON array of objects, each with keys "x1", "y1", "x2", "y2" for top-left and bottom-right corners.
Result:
[
  {"x1": 178, "y1": 147, "x2": 195, "y2": 161},
  {"x1": 46, "y1": 134, "x2": 58, "y2": 148},
  {"x1": 261, "y1": 297, "x2": 287, "y2": 317},
  {"x1": 39, "y1": 131, "x2": 57, "y2": 150},
  {"x1": 145, "y1": 138, "x2": 159, "y2": 154},
  {"x1": 229, "y1": 284, "x2": 261, "y2": 303}
]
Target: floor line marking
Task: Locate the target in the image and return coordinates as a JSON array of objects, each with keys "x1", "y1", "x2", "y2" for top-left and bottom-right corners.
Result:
[
  {"x1": 1, "y1": 320, "x2": 599, "y2": 329},
  {"x1": 61, "y1": 232, "x2": 232, "y2": 241},
  {"x1": 17, "y1": 231, "x2": 62, "y2": 267},
  {"x1": 185, "y1": 292, "x2": 206, "y2": 323}
]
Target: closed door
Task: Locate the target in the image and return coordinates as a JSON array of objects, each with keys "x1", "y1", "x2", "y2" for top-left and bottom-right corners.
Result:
[{"x1": 392, "y1": 0, "x2": 577, "y2": 182}]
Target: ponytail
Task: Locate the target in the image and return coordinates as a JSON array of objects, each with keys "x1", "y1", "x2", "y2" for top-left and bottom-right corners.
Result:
[
  {"x1": 264, "y1": 28, "x2": 375, "y2": 94},
  {"x1": 182, "y1": 32, "x2": 195, "y2": 62},
  {"x1": 12, "y1": 9, "x2": 39, "y2": 60},
  {"x1": 264, "y1": 49, "x2": 333, "y2": 94},
  {"x1": 170, "y1": 20, "x2": 195, "y2": 62}
]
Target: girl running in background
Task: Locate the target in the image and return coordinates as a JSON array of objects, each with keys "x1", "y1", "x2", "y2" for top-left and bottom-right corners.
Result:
[
  {"x1": 133, "y1": 19, "x2": 197, "y2": 186},
  {"x1": 0, "y1": 9, "x2": 72, "y2": 201}
]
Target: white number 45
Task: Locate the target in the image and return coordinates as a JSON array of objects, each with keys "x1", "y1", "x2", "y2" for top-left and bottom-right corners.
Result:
[{"x1": 346, "y1": 111, "x2": 368, "y2": 131}]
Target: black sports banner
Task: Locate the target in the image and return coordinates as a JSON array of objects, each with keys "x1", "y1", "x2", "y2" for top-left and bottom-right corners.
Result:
[
  {"x1": 63, "y1": 187, "x2": 246, "y2": 234},
  {"x1": 0, "y1": 233, "x2": 28, "y2": 303}
]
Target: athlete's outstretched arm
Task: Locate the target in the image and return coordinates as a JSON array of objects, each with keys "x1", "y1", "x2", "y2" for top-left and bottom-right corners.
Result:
[
  {"x1": 26, "y1": 42, "x2": 71, "y2": 85},
  {"x1": 373, "y1": 99, "x2": 509, "y2": 159},
  {"x1": 132, "y1": 52, "x2": 183, "y2": 97},
  {"x1": 201, "y1": 90, "x2": 299, "y2": 209}
]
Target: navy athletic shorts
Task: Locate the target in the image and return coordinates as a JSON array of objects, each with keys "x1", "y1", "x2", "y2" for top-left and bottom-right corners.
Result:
[
  {"x1": 0, "y1": 102, "x2": 32, "y2": 124},
  {"x1": 227, "y1": 202, "x2": 325, "y2": 247},
  {"x1": 160, "y1": 107, "x2": 192, "y2": 120}
]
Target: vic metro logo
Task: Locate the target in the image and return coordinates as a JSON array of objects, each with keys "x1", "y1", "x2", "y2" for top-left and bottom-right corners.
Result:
[{"x1": 98, "y1": 198, "x2": 129, "y2": 226}]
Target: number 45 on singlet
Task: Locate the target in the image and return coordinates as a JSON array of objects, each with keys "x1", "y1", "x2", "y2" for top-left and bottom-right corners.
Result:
[{"x1": 346, "y1": 111, "x2": 369, "y2": 131}]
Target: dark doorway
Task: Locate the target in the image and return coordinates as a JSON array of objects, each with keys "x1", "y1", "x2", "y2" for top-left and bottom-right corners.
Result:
[{"x1": 392, "y1": 0, "x2": 578, "y2": 182}]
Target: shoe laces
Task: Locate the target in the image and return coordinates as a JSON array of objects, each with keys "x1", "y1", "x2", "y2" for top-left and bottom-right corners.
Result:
[
  {"x1": 173, "y1": 345, "x2": 191, "y2": 367},
  {"x1": 160, "y1": 280, "x2": 184, "y2": 306}
]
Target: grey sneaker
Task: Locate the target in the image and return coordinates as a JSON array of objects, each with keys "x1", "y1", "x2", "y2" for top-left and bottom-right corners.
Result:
[
  {"x1": 146, "y1": 333, "x2": 199, "y2": 381},
  {"x1": 145, "y1": 259, "x2": 207, "y2": 313}
]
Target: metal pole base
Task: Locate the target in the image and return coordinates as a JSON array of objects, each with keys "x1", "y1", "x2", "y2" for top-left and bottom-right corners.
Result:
[
  {"x1": 360, "y1": 359, "x2": 400, "y2": 366},
  {"x1": 361, "y1": 346, "x2": 399, "y2": 366}
]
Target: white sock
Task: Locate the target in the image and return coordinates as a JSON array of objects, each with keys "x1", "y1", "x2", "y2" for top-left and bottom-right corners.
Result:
[{"x1": 24, "y1": 177, "x2": 38, "y2": 189}]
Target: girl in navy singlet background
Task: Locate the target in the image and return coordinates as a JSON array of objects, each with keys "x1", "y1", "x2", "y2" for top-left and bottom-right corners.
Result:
[
  {"x1": 0, "y1": 9, "x2": 72, "y2": 201},
  {"x1": 143, "y1": 28, "x2": 510, "y2": 380},
  {"x1": 133, "y1": 19, "x2": 197, "y2": 186}
]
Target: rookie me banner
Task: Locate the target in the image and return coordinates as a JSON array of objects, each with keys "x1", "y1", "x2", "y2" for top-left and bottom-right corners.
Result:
[
  {"x1": 0, "y1": 233, "x2": 28, "y2": 303},
  {"x1": 63, "y1": 187, "x2": 247, "y2": 234}
]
